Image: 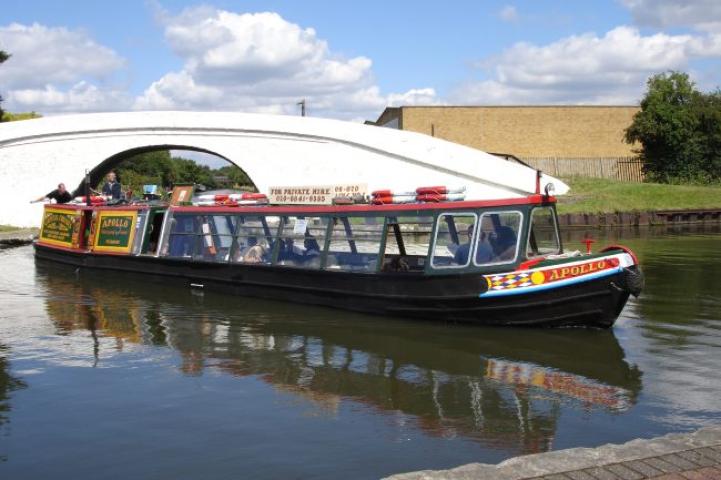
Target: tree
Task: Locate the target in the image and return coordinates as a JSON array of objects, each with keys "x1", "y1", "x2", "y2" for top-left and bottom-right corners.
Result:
[
  {"x1": 625, "y1": 71, "x2": 721, "y2": 183},
  {"x1": 2, "y1": 111, "x2": 42, "y2": 122},
  {"x1": 111, "y1": 150, "x2": 254, "y2": 196},
  {"x1": 0, "y1": 50, "x2": 10, "y2": 122}
]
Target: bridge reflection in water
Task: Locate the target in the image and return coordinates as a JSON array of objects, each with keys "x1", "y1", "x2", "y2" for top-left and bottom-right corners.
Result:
[{"x1": 36, "y1": 261, "x2": 642, "y2": 457}]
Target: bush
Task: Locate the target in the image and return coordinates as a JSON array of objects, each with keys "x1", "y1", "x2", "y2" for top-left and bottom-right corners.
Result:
[{"x1": 625, "y1": 71, "x2": 721, "y2": 184}]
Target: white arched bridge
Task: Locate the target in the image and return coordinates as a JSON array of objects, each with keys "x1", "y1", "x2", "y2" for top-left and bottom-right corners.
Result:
[{"x1": 0, "y1": 111, "x2": 568, "y2": 227}]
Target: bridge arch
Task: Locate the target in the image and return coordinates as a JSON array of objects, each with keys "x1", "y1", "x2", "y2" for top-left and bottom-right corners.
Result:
[
  {"x1": 0, "y1": 111, "x2": 567, "y2": 227},
  {"x1": 77, "y1": 144, "x2": 254, "y2": 196}
]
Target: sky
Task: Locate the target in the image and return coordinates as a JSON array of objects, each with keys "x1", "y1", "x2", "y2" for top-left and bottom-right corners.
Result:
[{"x1": 1, "y1": 0, "x2": 721, "y2": 122}]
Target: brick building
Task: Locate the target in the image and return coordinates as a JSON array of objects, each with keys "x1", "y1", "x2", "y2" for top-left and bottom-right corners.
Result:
[{"x1": 370, "y1": 106, "x2": 642, "y2": 181}]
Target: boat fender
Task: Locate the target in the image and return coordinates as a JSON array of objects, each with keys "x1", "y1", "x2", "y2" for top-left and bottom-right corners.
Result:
[{"x1": 621, "y1": 267, "x2": 644, "y2": 297}]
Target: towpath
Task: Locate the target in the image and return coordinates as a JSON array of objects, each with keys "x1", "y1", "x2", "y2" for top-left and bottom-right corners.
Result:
[{"x1": 387, "y1": 427, "x2": 721, "y2": 480}]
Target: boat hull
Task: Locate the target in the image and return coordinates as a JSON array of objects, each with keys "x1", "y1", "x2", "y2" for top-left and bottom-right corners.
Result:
[{"x1": 34, "y1": 243, "x2": 634, "y2": 328}]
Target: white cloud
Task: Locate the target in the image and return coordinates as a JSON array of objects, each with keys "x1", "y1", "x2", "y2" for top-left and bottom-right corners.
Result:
[
  {"x1": 0, "y1": 13, "x2": 438, "y2": 119},
  {"x1": 499, "y1": 5, "x2": 519, "y2": 23},
  {"x1": 387, "y1": 88, "x2": 443, "y2": 106},
  {"x1": 452, "y1": 26, "x2": 721, "y2": 105},
  {"x1": 135, "y1": 7, "x2": 438, "y2": 119},
  {"x1": 7, "y1": 82, "x2": 131, "y2": 113},
  {"x1": 620, "y1": 0, "x2": 721, "y2": 31},
  {"x1": 0, "y1": 22, "x2": 130, "y2": 113}
]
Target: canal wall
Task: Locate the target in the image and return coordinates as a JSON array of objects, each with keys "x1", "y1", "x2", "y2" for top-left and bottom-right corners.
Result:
[
  {"x1": 386, "y1": 426, "x2": 721, "y2": 480},
  {"x1": 0, "y1": 229, "x2": 37, "y2": 249},
  {"x1": 558, "y1": 209, "x2": 721, "y2": 228}
]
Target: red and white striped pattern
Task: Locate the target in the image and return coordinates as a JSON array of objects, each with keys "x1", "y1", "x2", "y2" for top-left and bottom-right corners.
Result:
[
  {"x1": 193, "y1": 192, "x2": 269, "y2": 206},
  {"x1": 370, "y1": 186, "x2": 466, "y2": 204}
]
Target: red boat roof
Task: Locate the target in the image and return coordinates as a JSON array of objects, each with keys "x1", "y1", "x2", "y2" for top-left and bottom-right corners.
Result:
[
  {"x1": 46, "y1": 194, "x2": 554, "y2": 215},
  {"x1": 172, "y1": 195, "x2": 554, "y2": 215}
]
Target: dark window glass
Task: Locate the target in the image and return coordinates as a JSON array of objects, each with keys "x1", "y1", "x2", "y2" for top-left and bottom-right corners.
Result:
[
  {"x1": 381, "y1": 216, "x2": 433, "y2": 273},
  {"x1": 275, "y1": 216, "x2": 328, "y2": 269},
  {"x1": 232, "y1": 216, "x2": 280, "y2": 265},
  {"x1": 326, "y1": 217, "x2": 384, "y2": 272}
]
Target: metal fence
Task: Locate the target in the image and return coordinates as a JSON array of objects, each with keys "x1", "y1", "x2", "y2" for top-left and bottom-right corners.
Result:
[{"x1": 519, "y1": 157, "x2": 645, "y2": 182}]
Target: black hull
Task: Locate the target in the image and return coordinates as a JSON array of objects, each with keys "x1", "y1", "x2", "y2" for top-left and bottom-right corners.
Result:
[{"x1": 34, "y1": 244, "x2": 632, "y2": 328}]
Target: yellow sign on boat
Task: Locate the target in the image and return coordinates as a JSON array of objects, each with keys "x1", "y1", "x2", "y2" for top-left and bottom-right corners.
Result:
[
  {"x1": 92, "y1": 211, "x2": 138, "y2": 253},
  {"x1": 40, "y1": 208, "x2": 78, "y2": 248}
]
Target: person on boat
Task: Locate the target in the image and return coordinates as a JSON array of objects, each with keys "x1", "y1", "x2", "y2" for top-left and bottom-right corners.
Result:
[
  {"x1": 303, "y1": 236, "x2": 321, "y2": 258},
  {"x1": 243, "y1": 243, "x2": 267, "y2": 264},
  {"x1": 475, "y1": 230, "x2": 494, "y2": 263},
  {"x1": 237, "y1": 237, "x2": 268, "y2": 264},
  {"x1": 474, "y1": 216, "x2": 495, "y2": 263},
  {"x1": 294, "y1": 235, "x2": 321, "y2": 267},
  {"x1": 278, "y1": 237, "x2": 303, "y2": 262},
  {"x1": 453, "y1": 225, "x2": 474, "y2": 265},
  {"x1": 31, "y1": 183, "x2": 72, "y2": 204},
  {"x1": 490, "y1": 225, "x2": 518, "y2": 261},
  {"x1": 93, "y1": 171, "x2": 122, "y2": 200}
]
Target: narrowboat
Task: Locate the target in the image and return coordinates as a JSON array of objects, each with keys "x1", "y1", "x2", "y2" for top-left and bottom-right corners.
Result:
[{"x1": 33, "y1": 180, "x2": 643, "y2": 328}]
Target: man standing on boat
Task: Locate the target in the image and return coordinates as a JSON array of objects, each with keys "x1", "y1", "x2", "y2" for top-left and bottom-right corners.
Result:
[
  {"x1": 31, "y1": 183, "x2": 72, "y2": 204},
  {"x1": 94, "y1": 171, "x2": 122, "y2": 200}
]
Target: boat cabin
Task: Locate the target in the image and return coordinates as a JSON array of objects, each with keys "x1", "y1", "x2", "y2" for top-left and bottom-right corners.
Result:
[{"x1": 37, "y1": 195, "x2": 562, "y2": 275}]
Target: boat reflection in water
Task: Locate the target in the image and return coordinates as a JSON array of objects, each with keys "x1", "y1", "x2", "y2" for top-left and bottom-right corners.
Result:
[{"x1": 36, "y1": 261, "x2": 642, "y2": 455}]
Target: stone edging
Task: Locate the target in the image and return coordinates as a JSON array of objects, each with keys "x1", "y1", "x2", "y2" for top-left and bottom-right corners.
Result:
[{"x1": 386, "y1": 426, "x2": 721, "y2": 480}]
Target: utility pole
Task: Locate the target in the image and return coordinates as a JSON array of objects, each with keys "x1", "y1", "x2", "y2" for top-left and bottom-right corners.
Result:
[{"x1": 297, "y1": 99, "x2": 306, "y2": 117}]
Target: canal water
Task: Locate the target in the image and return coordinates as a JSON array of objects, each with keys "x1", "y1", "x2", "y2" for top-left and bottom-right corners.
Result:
[{"x1": 0, "y1": 227, "x2": 720, "y2": 479}]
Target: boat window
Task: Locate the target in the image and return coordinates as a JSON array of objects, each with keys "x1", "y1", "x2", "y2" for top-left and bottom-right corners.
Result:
[
  {"x1": 131, "y1": 210, "x2": 150, "y2": 255},
  {"x1": 141, "y1": 210, "x2": 166, "y2": 255},
  {"x1": 381, "y1": 216, "x2": 433, "y2": 273},
  {"x1": 473, "y1": 211, "x2": 523, "y2": 266},
  {"x1": 431, "y1": 213, "x2": 477, "y2": 269},
  {"x1": 527, "y1": 206, "x2": 561, "y2": 257},
  {"x1": 164, "y1": 214, "x2": 202, "y2": 259},
  {"x1": 232, "y1": 216, "x2": 280, "y2": 265},
  {"x1": 326, "y1": 217, "x2": 385, "y2": 272},
  {"x1": 206, "y1": 214, "x2": 237, "y2": 262},
  {"x1": 275, "y1": 216, "x2": 329, "y2": 269}
]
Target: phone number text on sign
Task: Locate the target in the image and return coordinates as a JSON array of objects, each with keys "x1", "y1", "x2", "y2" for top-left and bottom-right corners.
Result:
[{"x1": 269, "y1": 184, "x2": 367, "y2": 205}]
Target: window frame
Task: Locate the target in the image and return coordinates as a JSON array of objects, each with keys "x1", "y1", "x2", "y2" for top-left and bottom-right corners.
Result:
[
  {"x1": 472, "y1": 210, "x2": 524, "y2": 267},
  {"x1": 430, "y1": 211, "x2": 478, "y2": 270},
  {"x1": 274, "y1": 214, "x2": 331, "y2": 269},
  {"x1": 382, "y1": 215, "x2": 435, "y2": 274},
  {"x1": 324, "y1": 215, "x2": 387, "y2": 273},
  {"x1": 232, "y1": 215, "x2": 281, "y2": 266},
  {"x1": 526, "y1": 206, "x2": 562, "y2": 258}
]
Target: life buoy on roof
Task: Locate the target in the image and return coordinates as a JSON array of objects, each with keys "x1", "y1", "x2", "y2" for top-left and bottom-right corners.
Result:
[
  {"x1": 370, "y1": 185, "x2": 466, "y2": 204},
  {"x1": 193, "y1": 192, "x2": 269, "y2": 206}
]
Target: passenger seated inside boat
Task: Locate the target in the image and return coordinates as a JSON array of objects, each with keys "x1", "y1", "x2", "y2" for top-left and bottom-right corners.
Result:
[
  {"x1": 278, "y1": 237, "x2": 303, "y2": 262},
  {"x1": 490, "y1": 226, "x2": 517, "y2": 261},
  {"x1": 453, "y1": 225, "x2": 475, "y2": 265},
  {"x1": 303, "y1": 236, "x2": 320, "y2": 257},
  {"x1": 237, "y1": 236, "x2": 267, "y2": 264},
  {"x1": 475, "y1": 218, "x2": 494, "y2": 263}
]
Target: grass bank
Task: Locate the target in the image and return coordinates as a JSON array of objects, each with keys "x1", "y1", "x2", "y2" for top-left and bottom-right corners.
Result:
[
  {"x1": 0, "y1": 225, "x2": 23, "y2": 232},
  {"x1": 556, "y1": 177, "x2": 721, "y2": 214}
]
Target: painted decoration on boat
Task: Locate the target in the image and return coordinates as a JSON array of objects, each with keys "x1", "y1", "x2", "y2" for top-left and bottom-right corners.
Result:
[
  {"x1": 92, "y1": 211, "x2": 138, "y2": 253},
  {"x1": 40, "y1": 208, "x2": 77, "y2": 247},
  {"x1": 269, "y1": 184, "x2": 367, "y2": 205},
  {"x1": 482, "y1": 257, "x2": 622, "y2": 297}
]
